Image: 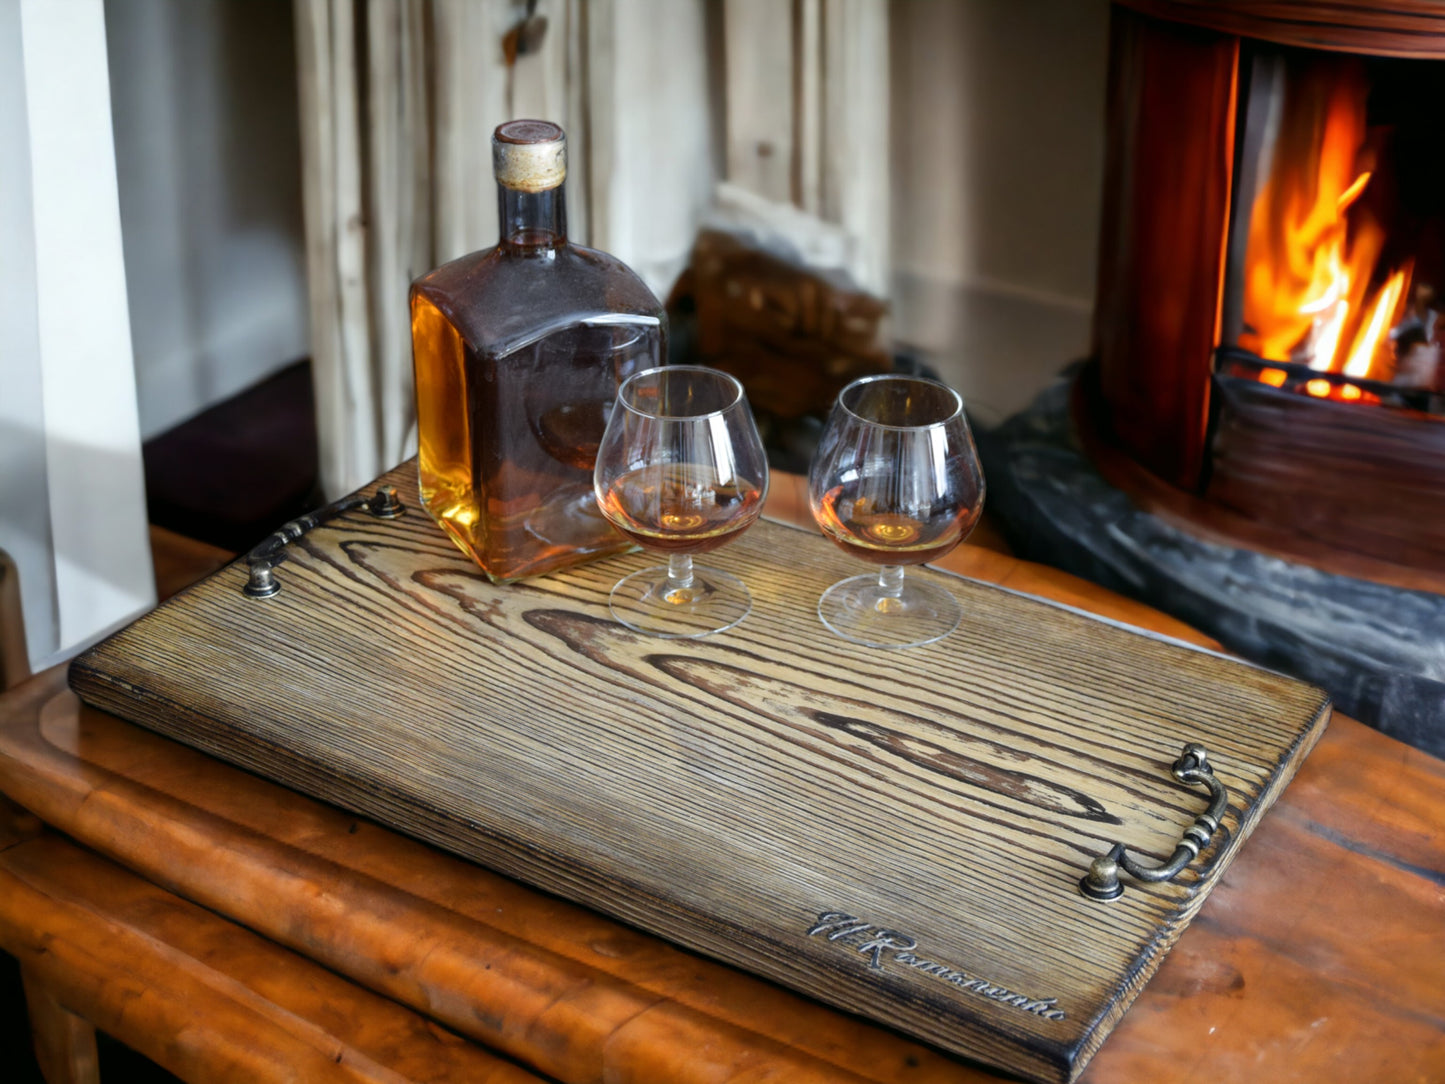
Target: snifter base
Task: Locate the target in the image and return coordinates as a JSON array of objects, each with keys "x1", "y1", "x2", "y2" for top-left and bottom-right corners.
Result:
[
  {"x1": 817, "y1": 571, "x2": 961, "y2": 648},
  {"x1": 609, "y1": 564, "x2": 751, "y2": 638}
]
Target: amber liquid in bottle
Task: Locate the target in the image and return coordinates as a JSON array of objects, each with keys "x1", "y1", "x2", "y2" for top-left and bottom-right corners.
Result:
[{"x1": 410, "y1": 122, "x2": 664, "y2": 582}]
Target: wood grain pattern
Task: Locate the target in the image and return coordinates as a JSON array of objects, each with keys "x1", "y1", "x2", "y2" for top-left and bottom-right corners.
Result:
[
  {"x1": 1093, "y1": 714, "x2": 1445, "y2": 1083},
  {"x1": 1208, "y1": 376, "x2": 1445, "y2": 573},
  {"x1": 0, "y1": 831, "x2": 543, "y2": 1083},
  {"x1": 69, "y1": 462, "x2": 1331, "y2": 1083},
  {"x1": 1093, "y1": 8, "x2": 1237, "y2": 491},
  {"x1": 1, "y1": 627, "x2": 1440, "y2": 1079},
  {"x1": 1117, "y1": 0, "x2": 1445, "y2": 59},
  {"x1": 0, "y1": 669, "x2": 1010, "y2": 1084},
  {"x1": 0, "y1": 793, "x2": 40, "y2": 851},
  {"x1": 20, "y1": 968, "x2": 98, "y2": 1084},
  {"x1": 0, "y1": 677, "x2": 1437, "y2": 1083}
]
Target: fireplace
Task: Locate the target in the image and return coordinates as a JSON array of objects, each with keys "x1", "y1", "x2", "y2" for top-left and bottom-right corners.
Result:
[
  {"x1": 1223, "y1": 48, "x2": 1443, "y2": 408},
  {"x1": 1089, "y1": 1, "x2": 1445, "y2": 582},
  {"x1": 979, "y1": 1, "x2": 1445, "y2": 755}
]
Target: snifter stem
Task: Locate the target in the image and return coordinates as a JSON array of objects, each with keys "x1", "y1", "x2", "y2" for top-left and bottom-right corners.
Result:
[
  {"x1": 878, "y1": 565, "x2": 904, "y2": 597},
  {"x1": 667, "y1": 553, "x2": 695, "y2": 592}
]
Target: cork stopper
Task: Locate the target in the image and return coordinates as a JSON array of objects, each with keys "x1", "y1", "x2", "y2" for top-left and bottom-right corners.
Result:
[{"x1": 492, "y1": 120, "x2": 566, "y2": 193}]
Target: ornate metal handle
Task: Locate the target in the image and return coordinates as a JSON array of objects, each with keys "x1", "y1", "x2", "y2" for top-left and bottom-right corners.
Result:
[
  {"x1": 1079, "y1": 743, "x2": 1229, "y2": 902},
  {"x1": 242, "y1": 485, "x2": 406, "y2": 598}
]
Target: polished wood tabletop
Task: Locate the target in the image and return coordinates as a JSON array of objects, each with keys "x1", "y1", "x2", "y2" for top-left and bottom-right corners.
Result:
[{"x1": 0, "y1": 476, "x2": 1441, "y2": 1082}]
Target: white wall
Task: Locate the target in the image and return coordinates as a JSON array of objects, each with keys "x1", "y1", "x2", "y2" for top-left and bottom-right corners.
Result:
[
  {"x1": 105, "y1": 0, "x2": 309, "y2": 439},
  {"x1": 890, "y1": 0, "x2": 1110, "y2": 424},
  {"x1": 0, "y1": 0, "x2": 155, "y2": 670}
]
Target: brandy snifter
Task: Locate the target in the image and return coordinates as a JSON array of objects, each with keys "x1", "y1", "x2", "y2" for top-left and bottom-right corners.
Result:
[
  {"x1": 808, "y1": 374, "x2": 984, "y2": 648},
  {"x1": 594, "y1": 366, "x2": 768, "y2": 638}
]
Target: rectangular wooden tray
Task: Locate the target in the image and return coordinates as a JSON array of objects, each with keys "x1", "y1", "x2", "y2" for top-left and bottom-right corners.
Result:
[{"x1": 72, "y1": 462, "x2": 1332, "y2": 1083}]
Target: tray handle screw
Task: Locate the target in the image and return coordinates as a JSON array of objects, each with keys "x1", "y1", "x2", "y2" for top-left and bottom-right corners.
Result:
[{"x1": 241, "y1": 484, "x2": 407, "y2": 599}]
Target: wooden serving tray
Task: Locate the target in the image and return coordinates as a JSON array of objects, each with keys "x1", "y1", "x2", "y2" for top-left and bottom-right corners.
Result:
[{"x1": 71, "y1": 462, "x2": 1331, "y2": 1083}]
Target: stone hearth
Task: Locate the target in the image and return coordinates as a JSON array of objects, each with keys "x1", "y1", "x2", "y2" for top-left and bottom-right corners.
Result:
[{"x1": 977, "y1": 370, "x2": 1445, "y2": 758}]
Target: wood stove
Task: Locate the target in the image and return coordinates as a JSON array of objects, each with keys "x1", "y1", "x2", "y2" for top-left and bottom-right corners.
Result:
[
  {"x1": 979, "y1": 1, "x2": 1445, "y2": 755},
  {"x1": 1088, "y1": 0, "x2": 1445, "y2": 588}
]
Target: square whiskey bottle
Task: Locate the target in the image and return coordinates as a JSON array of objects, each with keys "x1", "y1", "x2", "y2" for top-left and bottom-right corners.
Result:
[{"x1": 410, "y1": 120, "x2": 665, "y2": 582}]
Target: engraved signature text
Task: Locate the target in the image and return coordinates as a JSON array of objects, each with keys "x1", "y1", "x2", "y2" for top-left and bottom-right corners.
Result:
[{"x1": 807, "y1": 911, "x2": 1068, "y2": 1022}]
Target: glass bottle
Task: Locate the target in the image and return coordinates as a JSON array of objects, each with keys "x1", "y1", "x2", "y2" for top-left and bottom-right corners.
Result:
[{"x1": 410, "y1": 120, "x2": 665, "y2": 582}]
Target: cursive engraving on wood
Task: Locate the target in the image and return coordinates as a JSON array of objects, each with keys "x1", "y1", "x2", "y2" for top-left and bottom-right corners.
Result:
[{"x1": 807, "y1": 911, "x2": 1069, "y2": 1022}]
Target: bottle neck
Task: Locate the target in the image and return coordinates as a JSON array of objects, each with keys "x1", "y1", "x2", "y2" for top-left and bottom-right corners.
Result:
[{"x1": 498, "y1": 182, "x2": 567, "y2": 250}]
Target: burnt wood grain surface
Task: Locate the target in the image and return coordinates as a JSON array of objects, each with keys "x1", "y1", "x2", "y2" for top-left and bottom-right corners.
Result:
[{"x1": 69, "y1": 462, "x2": 1332, "y2": 1083}]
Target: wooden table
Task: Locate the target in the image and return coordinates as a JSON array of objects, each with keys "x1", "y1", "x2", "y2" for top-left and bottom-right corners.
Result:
[{"x1": 1, "y1": 476, "x2": 1442, "y2": 1083}]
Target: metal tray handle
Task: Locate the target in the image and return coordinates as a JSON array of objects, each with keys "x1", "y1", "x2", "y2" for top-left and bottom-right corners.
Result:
[
  {"x1": 243, "y1": 485, "x2": 406, "y2": 599},
  {"x1": 1079, "y1": 743, "x2": 1229, "y2": 901}
]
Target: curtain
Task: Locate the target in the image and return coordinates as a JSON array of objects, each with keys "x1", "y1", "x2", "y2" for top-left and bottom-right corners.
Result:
[
  {"x1": 297, "y1": 0, "x2": 540, "y2": 498},
  {"x1": 294, "y1": 0, "x2": 890, "y2": 498},
  {"x1": 295, "y1": 0, "x2": 719, "y2": 498},
  {"x1": 721, "y1": 0, "x2": 891, "y2": 296}
]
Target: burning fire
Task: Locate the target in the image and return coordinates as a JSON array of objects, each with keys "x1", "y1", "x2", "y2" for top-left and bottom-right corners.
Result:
[{"x1": 1238, "y1": 68, "x2": 1411, "y2": 398}]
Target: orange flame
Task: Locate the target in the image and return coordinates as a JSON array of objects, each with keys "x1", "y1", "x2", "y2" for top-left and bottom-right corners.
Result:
[
  {"x1": 1238, "y1": 68, "x2": 1409, "y2": 388},
  {"x1": 1343, "y1": 265, "x2": 1408, "y2": 379}
]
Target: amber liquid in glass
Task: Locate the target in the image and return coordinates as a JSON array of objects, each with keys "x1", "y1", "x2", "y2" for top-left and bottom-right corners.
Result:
[
  {"x1": 411, "y1": 182, "x2": 664, "y2": 582},
  {"x1": 597, "y1": 464, "x2": 764, "y2": 554},
  {"x1": 815, "y1": 484, "x2": 980, "y2": 565}
]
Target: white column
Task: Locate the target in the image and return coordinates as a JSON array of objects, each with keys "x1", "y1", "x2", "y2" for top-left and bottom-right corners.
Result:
[{"x1": 0, "y1": 0, "x2": 154, "y2": 671}]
